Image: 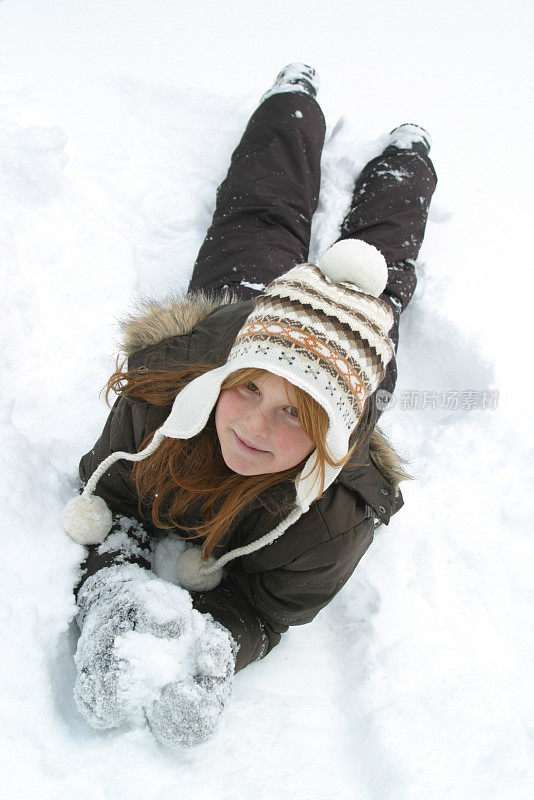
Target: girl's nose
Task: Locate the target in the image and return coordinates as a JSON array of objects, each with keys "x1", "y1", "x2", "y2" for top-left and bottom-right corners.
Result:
[{"x1": 245, "y1": 406, "x2": 270, "y2": 438}]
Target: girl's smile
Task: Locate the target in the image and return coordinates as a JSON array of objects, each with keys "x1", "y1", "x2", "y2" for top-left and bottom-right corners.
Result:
[
  {"x1": 215, "y1": 372, "x2": 314, "y2": 475},
  {"x1": 232, "y1": 430, "x2": 270, "y2": 455}
]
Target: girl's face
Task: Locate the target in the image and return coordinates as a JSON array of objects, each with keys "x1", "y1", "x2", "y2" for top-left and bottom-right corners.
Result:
[{"x1": 215, "y1": 372, "x2": 314, "y2": 476}]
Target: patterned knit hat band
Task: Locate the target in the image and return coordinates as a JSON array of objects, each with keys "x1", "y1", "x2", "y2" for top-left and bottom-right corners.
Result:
[
  {"x1": 243, "y1": 293, "x2": 394, "y2": 389},
  {"x1": 228, "y1": 328, "x2": 365, "y2": 432}
]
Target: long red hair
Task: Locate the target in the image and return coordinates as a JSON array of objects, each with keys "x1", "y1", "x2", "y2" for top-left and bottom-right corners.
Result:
[{"x1": 105, "y1": 362, "x2": 368, "y2": 559}]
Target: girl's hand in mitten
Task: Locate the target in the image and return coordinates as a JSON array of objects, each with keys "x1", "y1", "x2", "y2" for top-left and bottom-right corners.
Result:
[
  {"x1": 74, "y1": 565, "x2": 192, "y2": 729},
  {"x1": 144, "y1": 618, "x2": 237, "y2": 748}
]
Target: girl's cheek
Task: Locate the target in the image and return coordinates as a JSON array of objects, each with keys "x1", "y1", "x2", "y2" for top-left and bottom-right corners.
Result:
[
  {"x1": 217, "y1": 388, "x2": 247, "y2": 425},
  {"x1": 276, "y1": 425, "x2": 313, "y2": 458},
  {"x1": 215, "y1": 391, "x2": 232, "y2": 427}
]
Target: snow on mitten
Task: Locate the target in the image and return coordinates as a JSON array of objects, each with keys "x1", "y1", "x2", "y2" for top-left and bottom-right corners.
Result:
[
  {"x1": 74, "y1": 564, "x2": 192, "y2": 729},
  {"x1": 74, "y1": 613, "x2": 136, "y2": 729},
  {"x1": 144, "y1": 618, "x2": 237, "y2": 748}
]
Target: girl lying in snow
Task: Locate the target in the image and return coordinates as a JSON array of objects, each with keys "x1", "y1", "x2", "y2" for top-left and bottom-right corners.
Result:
[{"x1": 64, "y1": 64, "x2": 437, "y2": 747}]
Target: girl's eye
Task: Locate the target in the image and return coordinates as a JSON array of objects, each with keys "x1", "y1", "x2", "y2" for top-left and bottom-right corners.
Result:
[
  {"x1": 245, "y1": 381, "x2": 259, "y2": 394},
  {"x1": 284, "y1": 406, "x2": 300, "y2": 419}
]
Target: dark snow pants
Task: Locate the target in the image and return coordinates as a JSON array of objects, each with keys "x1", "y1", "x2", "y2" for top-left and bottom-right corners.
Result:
[{"x1": 187, "y1": 92, "x2": 437, "y2": 399}]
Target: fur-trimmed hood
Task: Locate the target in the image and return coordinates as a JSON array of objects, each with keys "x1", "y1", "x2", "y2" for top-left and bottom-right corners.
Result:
[
  {"x1": 119, "y1": 292, "x2": 232, "y2": 356},
  {"x1": 118, "y1": 293, "x2": 408, "y2": 497}
]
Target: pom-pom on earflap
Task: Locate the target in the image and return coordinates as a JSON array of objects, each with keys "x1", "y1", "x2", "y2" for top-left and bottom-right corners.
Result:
[
  {"x1": 318, "y1": 239, "x2": 388, "y2": 297},
  {"x1": 63, "y1": 432, "x2": 166, "y2": 546},
  {"x1": 63, "y1": 494, "x2": 112, "y2": 545},
  {"x1": 175, "y1": 548, "x2": 223, "y2": 591}
]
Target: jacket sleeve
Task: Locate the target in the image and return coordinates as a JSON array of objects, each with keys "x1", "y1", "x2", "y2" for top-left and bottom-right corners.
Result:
[
  {"x1": 73, "y1": 394, "x2": 165, "y2": 600},
  {"x1": 74, "y1": 513, "x2": 153, "y2": 601},
  {"x1": 75, "y1": 355, "x2": 176, "y2": 600},
  {"x1": 191, "y1": 508, "x2": 375, "y2": 672},
  {"x1": 78, "y1": 330, "x2": 192, "y2": 516},
  {"x1": 78, "y1": 394, "x2": 170, "y2": 517}
]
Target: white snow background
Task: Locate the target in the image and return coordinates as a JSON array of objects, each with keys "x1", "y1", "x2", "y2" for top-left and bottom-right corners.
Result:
[{"x1": 1, "y1": 1, "x2": 533, "y2": 798}]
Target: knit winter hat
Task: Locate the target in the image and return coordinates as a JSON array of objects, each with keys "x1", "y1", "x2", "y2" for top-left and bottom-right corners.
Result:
[{"x1": 63, "y1": 239, "x2": 394, "y2": 591}]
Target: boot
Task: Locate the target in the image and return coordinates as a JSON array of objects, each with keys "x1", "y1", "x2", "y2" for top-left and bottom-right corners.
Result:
[
  {"x1": 261, "y1": 62, "x2": 320, "y2": 103},
  {"x1": 385, "y1": 123, "x2": 431, "y2": 156}
]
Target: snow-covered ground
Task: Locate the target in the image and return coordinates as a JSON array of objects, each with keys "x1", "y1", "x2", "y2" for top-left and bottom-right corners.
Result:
[{"x1": 1, "y1": 1, "x2": 533, "y2": 798}]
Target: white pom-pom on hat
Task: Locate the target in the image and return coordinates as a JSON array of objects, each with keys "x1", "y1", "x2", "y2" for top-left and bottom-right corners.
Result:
[
  {"x1": 318, "y1": 239, "x2": 388, "y2": 297},
  {"x1": 175, "y1": 548, "x2": 223, "y2": 591},
  {"x1": 63, "y1": 494, "x2": 113, "y2": 545}
]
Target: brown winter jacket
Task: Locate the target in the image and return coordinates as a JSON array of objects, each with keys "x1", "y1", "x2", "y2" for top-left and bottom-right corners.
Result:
[{"x1": 77, "y1": 294, "x2": 405, "y2": 672}]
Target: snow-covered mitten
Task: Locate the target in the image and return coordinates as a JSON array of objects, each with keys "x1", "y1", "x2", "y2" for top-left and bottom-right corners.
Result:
[
  {"x1": 74, "y1": 564, "x2": 191, "y2": 729},
  {"x1": 144, "y1": 618, "x2": 237, "y2": 748}
]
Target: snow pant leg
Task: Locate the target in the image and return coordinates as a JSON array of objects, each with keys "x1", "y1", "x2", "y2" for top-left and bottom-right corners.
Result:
[
  {"x1": 337, "y1": 148, "x2": 437, "y2": 402},
  {"x1": 187, "y1": 92, "x2": 326, "y2": 302}
]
